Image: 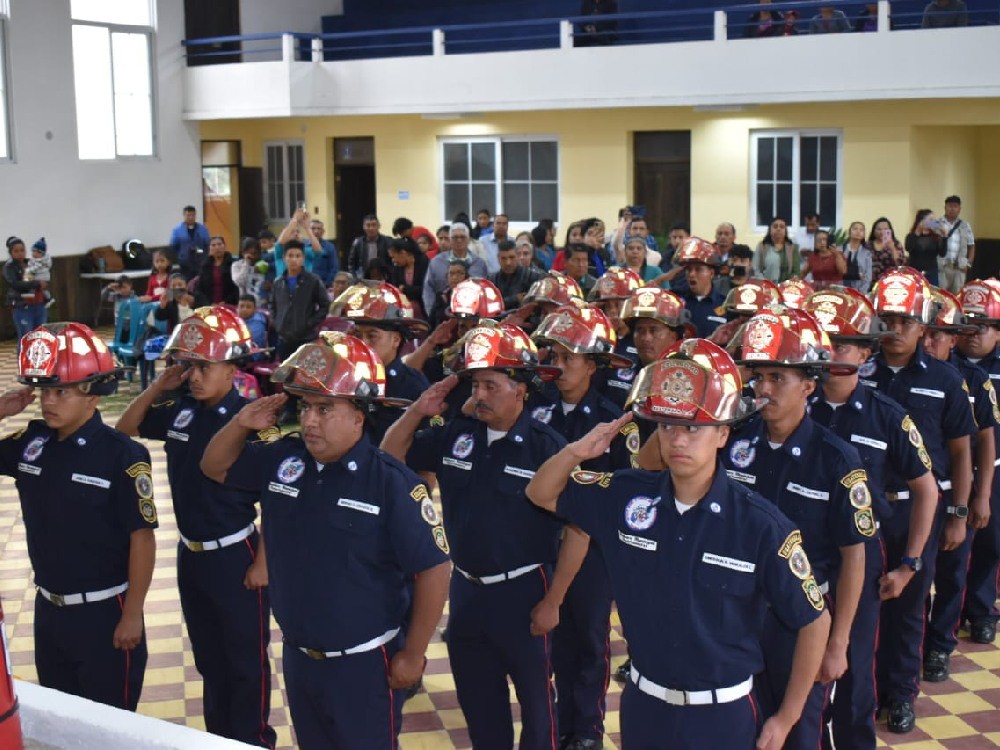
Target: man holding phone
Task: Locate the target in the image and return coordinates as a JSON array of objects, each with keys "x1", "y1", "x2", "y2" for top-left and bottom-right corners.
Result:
[
  {"x1": 713, "y1": 223, "x2": 753, "y2": 296},
  {"x1": 940, "y1": 196, "x2": 976, "y2": 294}
]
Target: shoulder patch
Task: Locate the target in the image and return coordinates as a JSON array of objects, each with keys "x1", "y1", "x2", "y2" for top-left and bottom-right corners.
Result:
[
  {"x1": 256, "y1": 426, "x2": 282, "y2": 443},
  {"x1": 802, "y1": 577, "x2": 826, "y2": 611},
  {"x1": 901, "y1": 416, "x2": 924, "y2": 449},
  {"x1": 430, "y1": 415, "x2": 445, "y2": 427},
  {"x1": 963, "y1": 381, "x2": 970, "y2": 393},
  {"x1": 621, "y1": 421, "x2": 640, "y2": 454},
  {"x1": 854, "y1": 507, "x2": 876, "y2": 537},
  {"x1": 571, "y1": 470, "x2": 613, "y2": 488},
  {"x1": 778, "y1": 530, "x2": 803, "y2": 559},
  {"x1": 986, "y1": 380, "x2": 1000, "y2": 423},
  {"x1": 410, "y1": 484, "x2": 431, "y2": 503},
  {"x1": 125, "y1": 461, "x2": 156, "y2": 524},
  {"x1": 3, "y1": 428, "x2": 26, "y2": 442},
  {"x1": 151, "y1": 399, "x2": 176, "y2": 410},
  {"x1": 840, "y1": 469, "x2": 867, "y2": 488},
  {"x1": 432, "y1": 525, "x2": 450, "y2": 554},
  {"x1": 918, "y1": 446, "x2": 932, "y2": 471}
]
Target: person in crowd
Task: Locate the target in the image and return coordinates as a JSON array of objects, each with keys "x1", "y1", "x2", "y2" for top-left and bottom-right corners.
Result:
[
  {"x1": 101, "y1": 276, "x2": 137, "y2": 330},
  {"x1": 387, "y1": 236, "x2": 430, "y2": 318},
  {"x1": 422, "y1": 223, "x2": 488, "y2": 317},
  {"x1": 869, "y1": 217, "x2": 907, "y2": 282},
  {"x1": 795, "y1": 213, "x2": 821, "y2": 256},
  {"x1": 143, "y1": 249, "x2": 173, "y2": 303},
  {"x1": 809, "y1": 6, "x2": 852, "y2": 33},
  {"x1": 197, "y1": 236, "x2": 239, "y2": 306},
  {"x1": 153, "y1": 273, "x2": 202, "y2": 334},
  {"x1": 490, "y1": 239, "x2": 542, "y2": 310},
  {"x1": 477, "y1": 213, "x2": 510, "y2": 274},
  {"x1": 841, "y1": 221, "x2": 873, "y2": 292},
  {"x1": 429, "y1": 259, "x2": 471, "y2": 328},
  {"x1": 577, "y1": 0, "x2": 619, "y2": 46},
  {"x1": 237, "y1": 294, "x2": 268, "y2": 350},
  {"x1": 564, "y1": 243, "x2": 599, "y2": 298},
  {"x1": 940, "y1": 195, "x2": 976, "y2": 294},
  {"x1": 25, "y1": 237, "x2": 54, "y2": 308},
  {"x1": 2, "y1": 323, "x2": 156, "y2": 711},
  {"x1": 348, "y1": 214, "x2": 392, "y2": 280},
  {"x1": 676, "y1": 238, "x2": 726, "y2": 337},
  {"x1": 855, "y1": 2, "x2": 880, "y2": 31},
  {"x1": 169, "y1": 205, "x2": 211, "y2": 279},
  {"x1": 745, "y1": 0, "x2": 785, "y2": 37},
  {"x1": 803, "y1": 230, "x2": 847, "y2": 288},
  {"x1": 471, "y1": 209, "x2": 493, "y2": 240},
  {"x1": 532, "y1": 224, "x2": 557, "y2": 271},
  {"x1": 436, "y1": 224, "x2": 453, "y2": 256},
  {"x1": 273, "y1": 209, "x2": 323, "y2": 278},
  {"x1": 615, "y1": 236, "x2": 661, "y2": 285},
  {"x1": 308, "y1": 218, "x2": 338, "y2": 287},
  {"x1": 516, "y1": 233, "x2": 544, "y2": 271},
  {"x1": 270, "y1": 241, "x2": 330, "y2": 361},
  {"x1": 415, "y1": 231, "x2": 438, "y2": 260},
  {"x1": 904, "y1": 209, "x2": 946, "y2": 286},
  {"x1": 922, "y1": 0, "x2": 968, "y2": 27},
  {"x1": 714, "y1": 223, "x2": 754, "y2": 297},
  {"x1": 231, "y1": 238, "x2": 268, "y2": 307},
  {"x1": 331, "y1": 271, "x2": 353, "y2": 299},
  {"x1": 4, "y1": 236, "x2": 48, "y2": 347},
  {"x1": 753, "y1": 217, "x2": 801, "y2": 283}
]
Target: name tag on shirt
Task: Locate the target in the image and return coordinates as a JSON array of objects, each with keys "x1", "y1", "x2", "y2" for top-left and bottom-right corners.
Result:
[
  {"x1": 503, "y1": 465, "x2": 535, "y2": 479},
  {"x1": 17, "y1": 462, "x2": 41, "y2": 476},
  {"x1": 726, "y1": 470, "x2": 757, "y2": 485},
  {"x1": 702, "y1": 553, "x2": 756, "y2": 574},
  {"x1": 267, "y1": 482, "x2": 299, "y2": 497},
  {"x1": 71, "y1": 473, "x2": 111, "y2": 489},
  {"x1": 851, "y1": 434, "x2": 887, "y2": 451},
  {"x1": 707, "y1": 316, "x2": 727, "y2": 324},
  {"x1": 607, "y1": 380, "x2": 631, "y2": 390},
  {"x1": 786, "y1": 482, "x2": 830, "y2": 501},
  {"x1": 860, "y1": 379, "x2": 877, "y2": 388},
  {"x1": 989, "y1": 374, "x2": 1000, "y2": 380},
  {"x1": 442, "y1": 457, "x2": 472, "y2": 471},
  {"x1": 337, "y1": 498, "x2": 381, "y2": 515},
  {"x1": 910, "y1": 387, "x2": 945, "y2": 399},
  {"x1": 618, "y1": 530, "x2": 657, "y2": 552},
  {"x1": 166, "y1": 430, "x2": 189, "y2": 442}
]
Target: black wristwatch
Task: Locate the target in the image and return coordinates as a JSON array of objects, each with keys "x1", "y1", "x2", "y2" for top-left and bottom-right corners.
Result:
[
  {"x1": 945, "y1": 505, "x2": 969, "y2": 519},
  {"x1": 900, "y1": 556, "x2": 923, "y2": 573}
]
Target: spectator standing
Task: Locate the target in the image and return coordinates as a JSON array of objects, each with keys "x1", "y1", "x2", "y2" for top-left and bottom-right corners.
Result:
[
  {"x1": 615, "y1": 236, "x2": 661, "y2": 284},
  {"x1": 231, "y1": 238, "x2": 268, "y2": 307},
  {"x1": 168, "y1": 205, "x2": 210, "y2": 279},
  {"x1": 436, "y1": 224, "x2": 453, "y2": 256},
  {"x1": 714, "y1": 222, "x2": 754, "y2": 297},
  {"x1": 922, "y1": 0, "x2": 968, "y2": 28},
  {"x1": 273, "y1": 209, "x2": 321, "y2": 278},
  {"x1": 4, "y1": 236, "x2": 47, "y2": 347},
  {"x1": 387, "y1": 237, "x2": 430, "y2": 317},
  {"x1": 490, "y1": 240, "x2": 542, "y2": 310},
  {"x1": 143, "y1": 250, "x2": 172, "y2": 303},
  {"x1": 348, "y1": 214, "x2": 392, "y2": 280},
  {"x1": 939, "y1": 195, "x2": 975, "y2": 293},
  {"x1": 471, "y1": 209, "x2": 493, "y2": 240},
  {"x1": 196, "y1": 236, "x2": 239, "y2": 306},
  {"x1": 422, "y1": 223, "x2": 488, "y2": 315},
  {"x1": 869, "y1": 217, "x2": 907, "y2": 282},
  {"x1": 809, "y1": 6, "x2": 852, "y2": 33},
  {"x1": 904, "y1": 209, "x2": 946, "y2": 286},
  {"x1": 308, "y1": 219, "x2": 338, "y2": 286},
  {"x1": 564, "y1": 243, "x2": 599, "y2": 297},
  {"x1": 577, "y1": 0, "x2": 619, "y2": 46},
  {"x1": 532, "y1": 225, "x2": 557, "y2": 271},
  {"x1": 25, "y1": 238, "x2": 54, "y2": 308},
  {"x1": 744, "y1": 0, "x2": 784, "y2": 37},
  {"x1": 855, "y1": 2, "x2": 880, "y2": 31},
  {"x1": 429, "y1": 259, "x2": 471, "y2": 327},
  {"x1": 804, "y1": 230, "x2": 847, "y2": 288},
  {"x1": 478, "y1": 213, "x2": 511, "y2": 275},
  {"x1": 270, "y1": 241, "x2": 329, "y2": 360},
  {"x1": 795, "y1": 213, "x2": 821, "y2": 255},
  {"x1": 841, "y1": 221, "x2": 873, "y2": 292},
  {"x1": 752, "y1": 217, "x2": 802, "y2": 283}
]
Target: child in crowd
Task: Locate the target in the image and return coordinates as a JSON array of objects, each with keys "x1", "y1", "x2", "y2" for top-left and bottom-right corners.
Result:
[
  {"x1": 24, "y1": 237, "x2": 54, "y2": 308},
  {"x1": 100, "y1": 275, "x2": 136, "y2": 324},
  {"x1": 231, "y1": 237, "x2": 269, "y2": 307},
  {"x1": 237, "y1": 293, "x2": 268, "y2": 350},
  {"x1": 143, "y1": 250, "x2": 172, "y2": 302}
]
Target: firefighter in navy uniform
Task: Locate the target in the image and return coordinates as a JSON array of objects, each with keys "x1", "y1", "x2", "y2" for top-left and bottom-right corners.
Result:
[
  {"x1": 529, "y1": 305, "x2": 638, "y2": 750},
  {"x1": 674, "y1": 237, "x2": 727, "y2": 338},
  {"x1": 920, "y1": 288, "x2": 998, "y2": 682},
  {"x1": 956, "y1": 280, "x2": 1000, "y2": 644},
  {"x1": 116, "y1": 306, "x2": 276, "y2": 748},
  {"x1": 382, "y1": 323, "x2": 590, "y2": 750},
  {"x1": 588, "y1": 267, "x2": 642, "y2": 407},
  {"x1": 201, "y1": 333, "x2": 451, "y2": 750},
  {"x1": 803, "y1": 287, "x2": 938, "y2": 749},
  {"x1": 526, "y1": 339, "x2": 831, "y2": 750},
  {"x1": 868, "y1": 268, "x2": 976, "y2": 733},
  {"x1": 330, "y1": 281, "x2": 430, "y2": 443},
  {"x1": 0, "y1": 323, "x2": 156, "y2": 710}
]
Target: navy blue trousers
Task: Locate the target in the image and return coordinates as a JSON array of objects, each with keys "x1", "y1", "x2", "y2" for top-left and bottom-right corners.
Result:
[
  {"x1": 876, "y1": 500, "x2": 943, "y2": 704},
  {"x1": 34, "y1": 591, "x2": 146, "y2": 710},
  {"x1": 825, "y1": 535, "x2": 885, "y2": 750},
  {"x1": 926, "y1": 528, "x2": 974, "y2": 654},
  {"x1": 177, "y1": 533, "x2": 276, "y2": 748},
  {"x1": 447, "y1": 566, "x2": 558, "y2": 750},
  {"x1": 553, "y1": 542, "x2": 612, "y2": 742},
  {"x1": 964, "y1": 477, "x2": 1000, "y2": 626},
  {"x1": 620, "y1": 680, "x2": 759, "y2": 749},
  {"x1": 283, "y1": 637, "x2": 404, "y2": 749}
]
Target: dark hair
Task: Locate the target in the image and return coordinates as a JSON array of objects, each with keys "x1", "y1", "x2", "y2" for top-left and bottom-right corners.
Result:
[
  {"x1": 568, "y1": 243, "x2": 590, "y2": 257},
  {"x1": 804, "y1": 212, "x2": 820, "y2": 222},
  {"x1": 497, "y1": 240, "x2": 517, "y2": 253},
  {"x1": 448, "y1": 259, "x2": 470, "y2": 278},
  {"x1": 868, "y1": 217, "x2": 897, "y2": 244},
  {"x1": 117, "y1": 275, "x2": 133, "y2": 286},
  {"x1": 284, "y1": 239, "x2": 306, "y2": 253},
  {"x1": 390, "y1": 237, "x2": 419, "y2": 256},
  {"x1": 5, "y1": 236, "x2": 23, "y2": 252},
  {"x1": 531, "y1": 226, "x2": 549, "y2": 248},
  {"x1": 494, "y1": 213, "x2": 509, "y2": 221},
  {"x1": 362, "y1": 214, "x2": 380, "y2": 224},
  {"x1": 909, "y1": 209, "x2": 933, "y2": 236},
  {"x1": 168, "y1": 272, "x2": 186, "y2": 285},
  {"x1": 669, "y1": 222, "x2": 691, "y2": 234},
  {"x1": 814, "y1": 229, "x2": 831, "y2": 248},
  {"x1": 183, "y1": 205, "x2": 196, "y2": 214},
  {"x1": 945, "y1": 195, "x2": 961, "y2": 205},
  {"x1": 476, "y1": 209, "x2": 492, "y2": 218},
  {"x1": 537, "y1": 218, "x2": 555, "y2": 232},
  {"x1": 210, "y1": 236, "x2": 225, "y2": 246},
  {"x1": 241, "y1": 237, "x2": 260, "y2": 256},
  {"x1": 630, "y1": 216, "x2": 648, "y2": 226},
  {"x1": 763, "y1": 217, "x2": 790, "y2": 247},
  {"x1": 257, "y1": 229, "x2": 276, "y2": 241},
  {"x1": 563, "y1": 221, "x2": 584, "y2": 248},
  {"x1": 452, "y1": 212, "x2": 472, "y2": 227},
  {"x1": 436, "y1": 224, "x2": 451, "y2": 237},
  {"x1": 730, "y1": 245, "x2": 754, "y2": 261},
  {"x1": 239, "y1": 294, "x2": 256, "y2": 305},
  {"x1": 391, "y1": 217, "x2": 413, "y2": 236}
]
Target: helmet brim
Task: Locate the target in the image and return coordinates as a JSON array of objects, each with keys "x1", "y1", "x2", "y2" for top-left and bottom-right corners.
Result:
[
  {"x1": 283, "y1": 384, "x2": 413, "y2": 408},
  {"x1": 456, "y1": 364, "x2": 562, "y2": 383},
  {"x1": 737, "y1": 359, "x2": 858, "y2": 377},
  {"x1": 348, "y1": 317, "x2": 430, "y2": 334},
  {"x1": 630, "y1": 395, "x2": 766, "y2": 426}
]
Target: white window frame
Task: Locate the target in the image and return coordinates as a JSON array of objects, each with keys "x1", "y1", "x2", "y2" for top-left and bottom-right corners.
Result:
[
  {"x1": 439, "y1": 135, "x2": 560, "y2": 229},
  {"x1": 749, "y1": 129, "x2": 843, "y2": 233},
  {"x1": 0, "y1": 1, "x2": 13, "y2": 161},
  {"x1": 70, "y1": 4, "x2": 157, "y2": 161},
  {"x1": 263, "y1": 140, "x2": 306, "y2": 223}
]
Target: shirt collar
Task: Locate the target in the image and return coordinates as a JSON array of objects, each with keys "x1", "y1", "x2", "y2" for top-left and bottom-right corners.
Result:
[
  {"x1": 188, "y1": 387, "x2": 242, "y2": 417},
  {"x1": 481, "y1": 408, "x2": 534, "y2": 446},
  {"x1": 878, "y1": 344, "x2": 929, "y2": 372},
  {"x1": 751, "y1": 413, "x2": 813, "y2": 458},
  {"x1": 328, "y1": 433, "x2": 372, "y2": 474},
  {"x1": 658, "y1": 460, "x2": 732, "y2": 519},
  {"x1": 50, "y1": 409, "x2": 105, "y2": 447}
]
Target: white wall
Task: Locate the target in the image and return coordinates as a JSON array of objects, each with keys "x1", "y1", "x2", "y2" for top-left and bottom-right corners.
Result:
[{"x1": 1, "y1": 0, "x2": 201, "y2": 257}]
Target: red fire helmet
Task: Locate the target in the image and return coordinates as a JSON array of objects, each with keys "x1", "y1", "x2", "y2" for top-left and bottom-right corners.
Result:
[
  {"x1": 588, "y1": 267, "x2": 643, "y2": 303},
  {"x1": 456, "y1": 323, "x2": 561, "y2": 382},
  {"x1": 802, "y1": 287, "x2": 885, "y2": 341},
  {"x1": 873, "y1": 269, "x2": 936, "y2": 324},
  {"x1": 448, "y1": 278, "x2": 505, "y2": 319},
  {"x1": 271, "y1": 331, "x2": 410, "y2": 406},
  {"x1": 627, "y1": 339, "x2": 761, "y2": 425},
  {"x1": 675, "y1": 237, "x2": 722, "y2": 267},
  {"x1": 532, "y1": 305, "x2": 633, "y2": 369},
  {"x1": 620, "y1": 287, "x2": 689, "y2": 328},
  {"x1": 524, "y1": 272, "x2": 584, "y2": 307},
  {"x1": 162, "y1": 305, "x2": 254, "y2": 362},
  {"x1": 331, "y1": 281, "x2": 429, "y2": 333},
  {"x1": 928, "y1": 287, "x2": 975, "y2": 332},
  {"x1": 959, "y1": 280, "x2": 1000, "y2": 324},
  {"x1": 18, "y1": 322, "x2": 121, "y2": 395},
  {"x1": 778, "y1": 279, "x2": 815, "y2": 310},
  {"x1": 729, "y1": 306, "x2": 851, "y2": 373},
  {"x1": 722, "y1": 280, "x2": 781, "y2": 316}
]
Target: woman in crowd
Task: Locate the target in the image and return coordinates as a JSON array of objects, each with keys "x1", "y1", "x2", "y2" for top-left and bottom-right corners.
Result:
[
  {"x1": 196, "y1": 236, "x2": 239, "y2": 305},
  {"x1": 615, "y1": 235, "x2": 662, "y2": 283},
  {"x1": 4, "y1": 236, "x2": 48, "y2": 347},
  {"x1": 804, "y1": 229, "x2": 847, "y2": 288},
  {"x1": 904, "y1": 209, "x2": 945, "y2": 285},
  {"x1": 869, "y1": 216, "x2": 907, "y2": 282},
  {"x1": 752, "y1": 216, "x2": 801, "y2": 283},
  {"x1": 387, "y1": 236, "x2": 430, "y2": 317},
  {"x1": 532, "y1": 224, "x2": 556, "y2": 270},
  {"x1": 840, "y1": 220, "x2": 873, "y2": 292}
]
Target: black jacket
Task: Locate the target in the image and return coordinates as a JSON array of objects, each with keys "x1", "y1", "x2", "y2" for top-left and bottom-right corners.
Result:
[
  {"x1": 270, "y1": 271, "x2": 330, "y2": 344},
  {"x1": 196, "y1": 255, "x2": 240, "y2": 306},
  {"x1": 386, "y1": 252, "x2": 430, "y2": 309},
  {"x1": 3, "y1": 259, "x2": 41, "y2": 307},
  {"x1": 348, "y1": 234, "x2": 392, "y2": 279},
  {"x1": 490, "y1": 265, "x2": 543, "y2": 310}
]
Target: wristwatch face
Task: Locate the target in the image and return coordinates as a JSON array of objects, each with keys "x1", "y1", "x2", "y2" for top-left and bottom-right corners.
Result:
[
  {"x1": 949, "y1": 505, "x2": 969, "y2": 518},
  {"x1": 902, "y1": 556, "x2": 922, "y2": 572}
]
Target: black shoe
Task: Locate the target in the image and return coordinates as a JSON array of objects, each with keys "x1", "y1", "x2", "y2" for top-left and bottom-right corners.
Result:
[
  {"x1": 886, "y1": 700, "x2": 916, "y2": 733},
  {"x1": 566, "y1": 740, "x2": 602, "y2": 750},
  {"x1": 923, "y1": 649, "x2": 950, "y2": 682},
  {"x1": 971, "y1": 620, "x2": 997, "y2": 644},
  {"x1": 612, "y1": 657, "x2": 631, "y2": 684}
]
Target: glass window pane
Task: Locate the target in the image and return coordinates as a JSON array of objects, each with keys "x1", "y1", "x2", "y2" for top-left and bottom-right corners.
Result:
[
  {"x1": 777, "y1": 184, "x2": 793, "y2": 223},
  {"x1": 757, "y1": 138, "x2": 774, "y2": 181},
  {"x1": 443, "y1": 143, "x2": 468, "y2": 182},
  {"x1": 820, "y1": 184, "x2": 837, "y2": 226},
  {"x1": 471, "y1": 184, "x2": 497, "y2": 220},
  {"x1": 502, "y1": 142, "x2": 529, "y2": 181},
  {"x1": 819, "y1": 137, "x2": 837, "y2": 180},
  {"x1": 288, "y1": 145, "x2": 304, "y2": 184},
  {"x1": 445, "y1": 184, "x2": 469, "y2": 221},
  {"x1": 530, "y1": 142, "x2": 558, "y2": 181},
  {"x1": 776, "y1": 138, "x2": 794, "y2": 181},
  {"x1": 799, "y1": 184, "x2": 817, "y2": 219},
  {"x1": 72, "y1": 24, "x2": 115, "y2": 159},
  {"x1": 471, "y1": 142, "x2": 495, "y2": 181},
  {"x1": 111, "y1": 33, "x2": 152, "y2": 155},
  {"x1": 531, "y1": 184, "x2": 558, "y2": 222},
  {"x1": 0, "y1": 25, "x2": 7, "y2": 159},
  {"x1": 756, "y1": 184, "x2": 774, "y2": 226},
  {"x1": 503, "y1": 183, "x2": 530, "y2": 223},
  {"x1": 800, "y1": 137, "x2": 818, "y2": 182},
  {"x1": 71, "y1": 0, "x2": 151, "y2": 26}
]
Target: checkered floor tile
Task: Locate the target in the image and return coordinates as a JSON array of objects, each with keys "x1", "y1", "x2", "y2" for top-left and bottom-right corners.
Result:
[{"x1": 0, "y1": 332, "x2": 998, "y2": 748}]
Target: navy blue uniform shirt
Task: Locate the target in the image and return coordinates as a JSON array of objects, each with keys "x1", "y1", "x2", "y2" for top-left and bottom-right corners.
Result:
[
  {"x1": 367, "y1": 356, "x2": 431, "y2": 444},
  {"x1": 226, "y1": 433, "x2": 449, "y2": 651},
  {"x1": 809, "y1": 382, "x2": 932, "y2": 523},
  {"x1": 951, "y1": 353, "x2": 1000, "y2": 443},
  {"x1": 955, "y1": 347, "x2": 1000, "y2": 459},
  {"x1": 861, "y1": 346, "x2": 977, "y2": 486},
  {"x1": 0, "y1": 411, "x2": 158, "y2": 593},
  {"x1": 723, "y1": 414, "x2": 872, "y2": 585},
  {"x1": 558, "y1": 463, "x2": 825, "y2": 690},
  {"x1": 600, "y1": 334, "x2": 640, "y2": 410},
  {"x1": 681, "y1": 288, "x2": 727, "y2": 338},
  {"x1": 138, "y1": 388, "x2": 259, "y2": 540},
  {"x1": 406, "y1": 408, "x2": 566, "y2": 576}
]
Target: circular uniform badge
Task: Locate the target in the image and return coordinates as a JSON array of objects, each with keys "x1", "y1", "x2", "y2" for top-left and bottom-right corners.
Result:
[
  {"x1": 173, "y1": 408, "x2": 194, "y2": 429},
  {"x1": 531, "y1": 406, "x2": 553, "y2": 424},
  {"x1": 624, "y1": 496, "x2": 658, "y2": 531},
  {"x1": 788, "y1": 544, "x2": 812, "y2": 580},
  {"x1": 277, "y1": 456, "x2": 306, "y2": 484},
  {"x1": 452, "y1": 434, "x2": 474, "y2": 459},
  {"x1": 849, "y1": 481, "x2": 872, "y2": 509},
  {"x1": 729, "y1": 439, "x2": 756, "y2": 469},
  {"x1": 432, "y1": 525, "x2": 450, "y2": 554},
  {"x1": 626, "y1": 430, "x2": 641, "y2": 454},
  {"x1": 616, "y1": 366, "x2": 636, "y2": 382},
  {"x1": 858, "y1": 359, "x2": 876, "y2": 378},
  {"x1": 22, "y1": 436, "x2": 46, "y2": 463},
  {"x1": 420, "y1": 497, "x2": 440, "y2": 526}
]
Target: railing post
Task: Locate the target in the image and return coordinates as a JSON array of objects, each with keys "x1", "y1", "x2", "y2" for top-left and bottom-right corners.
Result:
[
  {"x1": 560, "y1": 19, "x2": 573, "y2": 49},
  {"x1": 432, "y1": 28, "x2": 445, "y2": 56},
  {"x1": 714, "y1": 10, "x2": 728, "y2": 41},
  {"x1": 311, "y1": 37, "x2": 323, "y2": 62},
  {"x1": 877, "y1": 0, "x2": 890, "y2": 32},
  {"x1": 282, "y1": 33, "x2": 295, "y2": 62}
]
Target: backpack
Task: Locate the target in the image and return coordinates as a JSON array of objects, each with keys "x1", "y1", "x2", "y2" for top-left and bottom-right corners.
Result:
[{"x1": 80, "y1": 245, "x2": 124, "y2": 274}]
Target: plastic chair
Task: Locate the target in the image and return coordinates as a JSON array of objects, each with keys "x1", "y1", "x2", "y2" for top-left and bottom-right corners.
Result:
[{"x1": 108, "y1": 298, "x2": 147, "y2": 370}]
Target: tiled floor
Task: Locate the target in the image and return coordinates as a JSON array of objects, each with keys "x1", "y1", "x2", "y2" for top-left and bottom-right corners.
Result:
[{"x1": 0, "y1": 334, "x2": 999, "y2": 748}]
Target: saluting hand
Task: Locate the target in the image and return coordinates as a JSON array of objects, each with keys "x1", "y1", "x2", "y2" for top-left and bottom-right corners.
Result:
[
  {"x1": 567, "y1": 413, "x2": 633, "y2": 463},
  {"x1": 410, "y1": 374, "x2": 458, "y2": 418},
  {"x1": 153, "y1": 363, "x2": 190, "y2": 394},
  {"x1": 112, "y1": 611, "x2": 143, "y2": 651},
  {"x1": 505, "y1": 302, "x2": 537, "y2": 329},
  {"x1": 388, "y1": 648, "x2": 426, "y2": 690},
  {"x1": 0, "y1": 387, "x2": 34, "y2": 419},
  {"x1": 427, "y1": 319, "x2": 458, "y2": 347},
  {"x1": 235, "y1": 393, "x2": 288, "y2": 431}
]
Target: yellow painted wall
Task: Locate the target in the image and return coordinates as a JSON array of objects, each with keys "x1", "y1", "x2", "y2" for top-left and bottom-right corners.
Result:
[{"x1": 199, "y1": 98, "x2": 1000, "y2": 246}]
